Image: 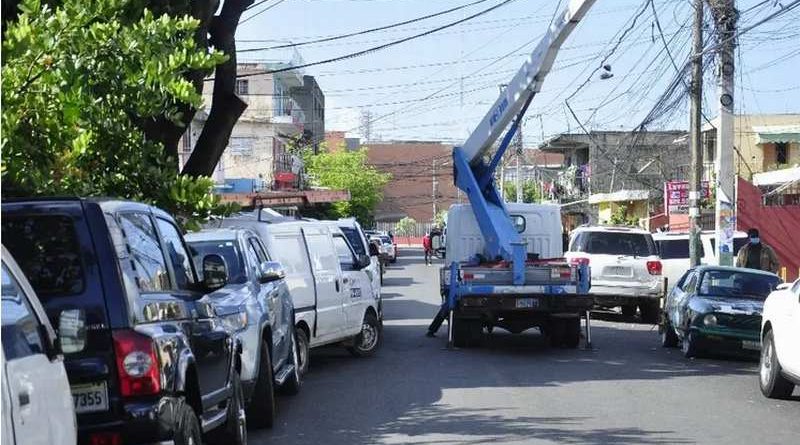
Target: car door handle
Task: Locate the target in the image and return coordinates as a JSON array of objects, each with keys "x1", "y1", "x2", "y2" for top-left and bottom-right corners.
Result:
[
  {"x1": 335, "y1": 279, "x2": 340, "y2": 292},
  {"x1": 19, "y1": 391, "x2": 30, "y2": 407},
  {"x1": 342, "y1": 277, "x2": 350, "y2": 285}
]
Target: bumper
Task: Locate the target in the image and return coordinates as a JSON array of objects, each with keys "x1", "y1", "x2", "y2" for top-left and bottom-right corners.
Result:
[
  {"x1": 77, "y1": 397, "x2": 183, "y2": 445},
  {"x1": 692, "y1": 327, "x2": 761, "y2": 355},
  {"x1": 458, "y1": 294, "x2": 594, "y2": 316},
  {"x1": 590, "y1": 281, "x2": 663, "y2": 300}
]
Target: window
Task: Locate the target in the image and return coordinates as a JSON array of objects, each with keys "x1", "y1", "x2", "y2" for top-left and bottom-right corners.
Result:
[
  {"x1": 776, "y1": 142, "x2": 788, "y2": 165},
  {"x1": 2, "y1": 215, "x2": 85, "y2": 297},
  {"x1": 510, "y1": 215, "x2": 526, "y2": 233},
  {"x1": 2, "y1": 265, "x2": 46, "y2": 360},
  {"x1": 118, "y1": 213, "x2": 170, "y2": 292},
  {"x1": 709, "y1": 237, "x2": 748, "y2": 257},
  {"x1": 189, "y1": 240, "x2": 247, "y2": 285},
  {"x1": 333, "y1": 236, "x2": 355, "y2": 265},
  {"x1": 656, "y1": 239, "x2": 703, "y2": 259},
  {"x1": 682, "y1": 273, "x2": 698, "y2": 293},
  {"x1": 698, "y1": 270, "x2": 779, "y2": 300},
  {"x1": 270, "y1": 236, "x2": 310, "y2": 274},
  {"x1": 236, "y1": 79, "x2": 249, "y2": 96},
  {"x1": 229, "y1": 137, "x2": 255, "y2": 156},
  {"x1": 340, "y1": 227, "x2": 366, "y2": 256},
  {"x1": 156, "y1": 219, "x2": 196, "y2": 290},
  {"x1": 575, "y1": 232, "x2": 657, "y2": 257},
  {"x1": 305, "y1": 234, "x2": 339, "y2": 273},
  {"x1": 248, "y1": 238, "x2": 270, "y2": 263}
]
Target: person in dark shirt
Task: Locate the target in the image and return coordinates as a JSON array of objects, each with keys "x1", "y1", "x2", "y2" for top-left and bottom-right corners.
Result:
[{"x1": 735, "y1": 228, "x2": 779, "y2": 273}]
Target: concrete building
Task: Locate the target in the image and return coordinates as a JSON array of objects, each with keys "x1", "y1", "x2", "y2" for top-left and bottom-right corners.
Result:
[
  {"x1": 701, "y1": 114, "x2": 800, "y2": 179},
  {"x1": 364, "y1": 141, "x2": 459, "y2": 222},
  {"x1": 179, "y1": 56, "x2": 320, "y2": 192},
  {"x1": 324, "y1": 131, "x2": 361, "y2": 152}
]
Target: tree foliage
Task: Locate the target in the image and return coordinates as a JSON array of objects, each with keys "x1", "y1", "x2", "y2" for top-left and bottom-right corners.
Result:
[
  {"x1": 395, "y1": 217, "x2": 417, "y2": 237},
  {"x1": 303, "y1": 149, "x2": 391, "y2": 226},
  {"x1": 503, "y1": 180, "x2": 542, "y2": 204},
  {"x1": 2, "y1": 0, "x2": 234, "y2": 229},
  {"x1": 434, "y1": 210, "x2": 448, "y2": 227}
]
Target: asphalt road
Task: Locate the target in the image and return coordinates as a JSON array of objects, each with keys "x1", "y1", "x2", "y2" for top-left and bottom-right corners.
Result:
[{"x1": 252, "y1": 248, "x2": 800, "y2": 445}]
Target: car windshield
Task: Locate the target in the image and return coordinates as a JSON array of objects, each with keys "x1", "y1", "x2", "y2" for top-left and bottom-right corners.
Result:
[
  {"x1": 340, "y1": 227, "x2": 366, "y2": 256},
  {"x1": 576, "y1": 231, "x2": 657, "y2": 256},
  {"x1": 698, "y1": 270, "x2": 780, "y2": 300},
  {"x1": 188, "y1": 240, "x2": 247, "y2": 285},
  {"x1": 380, "y1": 236, "x2": 392, "y2": 245}
]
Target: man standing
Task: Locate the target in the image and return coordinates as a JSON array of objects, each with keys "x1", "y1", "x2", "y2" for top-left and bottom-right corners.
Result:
[
  {"x1": 422, "y1": 232, "x2": 433, "y2": 266},
  {"x1": 736, "y1": 228, "x2": 780, "y2": 273}
]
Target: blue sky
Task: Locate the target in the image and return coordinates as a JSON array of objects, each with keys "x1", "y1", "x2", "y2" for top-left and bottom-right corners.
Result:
[{"x1": 236, "y1": 0, "x2": 800, "y2": 146}]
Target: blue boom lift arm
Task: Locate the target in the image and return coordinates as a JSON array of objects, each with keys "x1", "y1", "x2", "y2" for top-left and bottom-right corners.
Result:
[{"x1": 452, "y1": 0, "x2": 597, "y2": 285}]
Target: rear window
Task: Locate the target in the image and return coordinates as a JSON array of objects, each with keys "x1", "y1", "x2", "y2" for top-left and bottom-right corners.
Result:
[
  {"x1": 574, "y1": 231, "x2": 657, "y2": 257},
  {"x1": 340, "y1": 227, "x2": 366, "y2": 256},
  {"x1": 2, "y1": 215, "x2": 86, "y2": 297},
  {"x1": 710, "y1": 237, "x2": 749, "y2": 256},
  {"x1": 699, "y1": 269, "x2": 779, "y2": 300},
  {"x1": 656, "y1": 239, "x2": 705, "y2": 259},
  {"x1": 379, "y1": 236, "x2": 392, "y2": 244},
  {"x1": 188, "y1": 241, "x2": 247, "y2": 285}
]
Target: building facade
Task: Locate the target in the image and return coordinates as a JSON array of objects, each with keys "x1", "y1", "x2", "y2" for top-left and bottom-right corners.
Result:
[{"x1": 291, "y1": 75, "x2": 325, "y2": 153}]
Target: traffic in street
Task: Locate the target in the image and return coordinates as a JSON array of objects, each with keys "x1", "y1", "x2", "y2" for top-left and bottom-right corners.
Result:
[{"x1": 252, "y1": 248, "x2": 800, "y2": 445}]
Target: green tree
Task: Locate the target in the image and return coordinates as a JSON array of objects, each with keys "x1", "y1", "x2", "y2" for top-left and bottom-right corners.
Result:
[
  {"x1": 433, "y1": 210, "x2": 448, "y2": 227},
  {"x1": 395, "y1": 217, "x2": 417, "y2": 237},
  {"x1": 503, "y1": 180, "x2": 543, "y2": 203},
  {"x1": 2, "y1": 0, "x2": 234, "y2": 229},
  {"x1": 303, "y1": 149, "x2": 391, "y2": 226},
  {"x1": 609, "y1": 204, "x2": 640, "y2": 227}
]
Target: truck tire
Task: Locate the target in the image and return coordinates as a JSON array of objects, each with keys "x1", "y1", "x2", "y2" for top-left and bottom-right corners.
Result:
[
  {"x1": 547, "y1": 318, "x2": 566, "y2": 348},
  {"x1": 621, "y1": 304, "x2": 637, "y2": 318},
  {"x1": 759, "y1": 329, "x2": 796, "y2": 399},
  {"x1": 280, "y1": 329, "x2": 303, "y2": 396},
  {"x1": 247, "y1": 341, "x2": 276, "y2": 429},
  {"x1": 209, "y1": 372, "x2": 247, "y2": 445},
  {"x1": 639, "y1": 300, "x2": 660, "y2": 324},
  {"x1": 172, "y1": 401, "x2": 202, "y2": 445},
  {"x1": 452, "y1": 316, "x2": 481, "y2": 348},
  {"x1": 348, "y1": 312, "x2": 381, "y2": 357},
  {"x1": 563, "y1": 317, "x2": 581, "y2": 349}
]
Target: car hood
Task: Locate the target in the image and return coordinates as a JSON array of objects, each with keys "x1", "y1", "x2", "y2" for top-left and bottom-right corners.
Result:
[
  {"x1": 691, "y1": 296, "x2": 764, "y2": 316},
  {"x1": 203, "y1": 282, "x2": 252, "y2": 316}
]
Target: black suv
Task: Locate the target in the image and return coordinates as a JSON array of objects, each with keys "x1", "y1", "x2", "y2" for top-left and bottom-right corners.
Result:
[{"x1": 2, "y1": 199, "x2": 247, "y2": 445}]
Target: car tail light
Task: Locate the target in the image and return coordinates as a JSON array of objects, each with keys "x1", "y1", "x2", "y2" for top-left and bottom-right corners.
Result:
[
  {"x1": 113, "y1": 330, "x2": 160, "y2": 397},
  {"x1": 88, "y1": 432, "x2": 122, "y2": 445},
  {"x1": 570, "y1": 257, "x2": 590, "y2": 267},
  {"x1": 462, "y1": 272, "x2": 474, "y2": 280},
  {"x1": 646, "y1": 260, "x2": 663, "y2": 275}
]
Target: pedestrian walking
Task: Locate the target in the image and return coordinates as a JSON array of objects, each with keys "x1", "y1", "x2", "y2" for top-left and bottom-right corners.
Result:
[
  {"x1": 736, "y1": 228, "x2": 780, "y2": 273},
  {"x1": 423, "y1": 232, "x2": 433, "y2": 266}
]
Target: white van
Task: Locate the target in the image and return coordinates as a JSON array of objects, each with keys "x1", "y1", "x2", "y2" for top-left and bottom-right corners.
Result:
[
  {"x1": 327, "y1": 219, "x2": 382, "y2": 316},
  {"x1": 216, "y1": 217, "x2": 383, "y2": 358},
  {"x1": 653, "y1": 230, "x2": 748, "y2": 292}
]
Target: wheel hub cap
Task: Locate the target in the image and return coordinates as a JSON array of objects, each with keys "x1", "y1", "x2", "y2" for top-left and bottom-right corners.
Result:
[{"x1": 360, "y1": 322, "x2": 377, "y2": 350}]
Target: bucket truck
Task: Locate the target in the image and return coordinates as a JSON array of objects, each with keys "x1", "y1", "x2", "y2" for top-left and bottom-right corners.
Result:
[{"x1": 439, "y1": 0, "x2": 596, "y2": 348}]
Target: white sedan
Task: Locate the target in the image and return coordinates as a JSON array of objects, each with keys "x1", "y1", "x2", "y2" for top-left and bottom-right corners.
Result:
[{"x1": 759, "y1": 279, "x2": 800, "y2": 399}]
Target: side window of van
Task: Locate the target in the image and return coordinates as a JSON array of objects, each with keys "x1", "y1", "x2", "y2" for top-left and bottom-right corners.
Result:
[
  {"x1": 305, "y1": 234, "x2": 339, "y2": 273},
  {"x1": 270, "y1": 236, "x2": 310, "y2": 274},
  {"x1": 332, "y1": 235, "x2": 355, "y2": 266},
  {"x1": 156, "y1": 218, "x2": 196, "y2": 290},
  {"x1": 118, "y1": 213, "x2": 170, "y2": 292},
  {"x1": 1, "y1": 265, "x2": 46, "y2": 360}
]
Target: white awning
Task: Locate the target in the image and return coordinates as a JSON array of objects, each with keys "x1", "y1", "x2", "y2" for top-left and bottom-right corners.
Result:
[
  {"x1": 753, "y1": 166, "x2": 800, "y2": 187},
  {"x1": 588, "y1": 189, "x2": 650, "y2": 204},
  {"x1": 753, "y1": 125, "x2": 800, "y2": 144}
]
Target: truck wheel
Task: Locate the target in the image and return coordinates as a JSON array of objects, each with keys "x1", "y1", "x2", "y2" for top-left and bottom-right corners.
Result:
[
  {"x1": 621, "y1": 304, "x2": 637, "y2": 318},
  {"x1": 209, "y1": 371, "x2": 247, "y2": 445},
  {"x1": 348, "y1": 312, "x2": 381, "y2": 357},
  {"x1": 247, "y1": 341, "x2": 275, "y2": 429},
  {"x1": 759, "y1": 329, "x2": 795, "y2": 399},
  {"x1": 661, "y1": 319, "x2": 679, "y2": 348},
  {"x1": 563, "y1": 317, "x2": 581, "y2": 349},
  {"x1": 452, "y1": 316, "x2": 481, "y2": 348},
  {"x1": 172, "y1": 401, "x2": 202, "y2": 445},
  {"x1": 639, "y1": 300, "x2": 660, "y2": 324},
  {"x1": 280, "y1": 329, "x2": 303, "y2": 396},
  {"x1": 547, "y1": 318, "x2": 566, "y2": 348}
]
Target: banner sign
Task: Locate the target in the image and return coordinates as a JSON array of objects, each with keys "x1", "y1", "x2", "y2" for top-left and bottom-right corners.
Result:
[{"x1": 665, "y1": 180, "x2": 710, "y2": 215}]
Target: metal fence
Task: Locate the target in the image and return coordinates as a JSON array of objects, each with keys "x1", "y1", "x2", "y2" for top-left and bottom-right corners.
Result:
[{"x1": 375, "y1": 221, "x2": 437, "y2": 238}]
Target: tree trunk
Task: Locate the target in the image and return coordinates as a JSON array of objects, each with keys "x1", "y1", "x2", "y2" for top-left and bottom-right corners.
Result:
[{"x1": 182, "y1": 0, "x2": 253, "y2": 177}]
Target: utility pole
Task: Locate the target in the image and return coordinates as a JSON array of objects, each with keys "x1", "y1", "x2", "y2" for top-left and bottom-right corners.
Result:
[
  {"x1": 432, "y1": 159, "x2": 438, "y2": 220},
  {"x1": 689, "y1": 0, "x2": 704, "y2": 267},
  {"x1": 710, "y1": 0, "x2": 737, "y2": 266}
]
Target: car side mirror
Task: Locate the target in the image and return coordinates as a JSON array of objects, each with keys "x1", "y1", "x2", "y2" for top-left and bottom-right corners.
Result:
[
  {"x1": 356, "y1": 254, "x2": 371, "y2": 269},
  {"x1": 368, "y1": 243, "x2": 380, "y2": 257},
  {"x1": 259, "y1": 261, "x2": 286, "y2": 283},
  {"x1": 58, "y1": 308, "x2": 86, "y2": 355},
  {"x1": 203, "y1": 254, "x2": 228, "y2": 291}
]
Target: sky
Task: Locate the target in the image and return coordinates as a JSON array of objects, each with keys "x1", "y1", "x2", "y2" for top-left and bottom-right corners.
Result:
[{"x1": 235, "y1": 0, "x2": 800, "y2": 147}]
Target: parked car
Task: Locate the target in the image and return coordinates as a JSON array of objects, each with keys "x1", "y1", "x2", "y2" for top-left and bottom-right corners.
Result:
[
  {"x1": 653, "y1": 230, "x2": 749, "y2": 292},
  {"x1": 331, "y1": 219, "x2": 382, "y2": 302},
  {"x1": 2, "y1": 246, "x2": 77, "y2": 445},
  {"x1": 2, "y1": 199, "x2": 246, "y2": 445},
  {"x1": 372, "y1": 235, "x2": 397, "y2": 264},
  {"x1": 186, "y1": 228, "x2": 301, "y2": 429},
  {"x1": 661, "y1": 266, "x2": 780, "y2": 359},
  {"x1": 215, "y1": 215, "x2": 383, "y2": 358},
  {"x1": 565, "y1": 226, "x2": 664, "y2": 323},
  {"x1": 759, "y1": 278, "x2": 800, "y2": 399}
]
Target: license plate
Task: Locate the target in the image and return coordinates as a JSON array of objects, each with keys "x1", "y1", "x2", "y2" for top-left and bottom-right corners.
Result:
[
  {"x1": 71, "y1": 382, "x2": 109, "y2": 414},
  {"x1": 516, "y1": 298, "x2": 539, "y2": 309},
  {"x1": 742, "y1": 340, "x2": 760, "y2": 350},
  {"x1": 606, "y1": 266, "x2": 631, "y2": 277}
]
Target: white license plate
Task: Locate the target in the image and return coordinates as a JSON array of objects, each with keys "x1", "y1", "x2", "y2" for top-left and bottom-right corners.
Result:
[
  {"x1": 742, "y1": 340, "x2": 760, "y2": 350},
  {"x1": 71, "y1": 382, "x2": 109, "y2": 414},
  {"x1": 516, "y1": 298, "x2": 539, "y2": 309},
  {"x1": 605, "y1": 266, "x2": 631, "y2": 277}
]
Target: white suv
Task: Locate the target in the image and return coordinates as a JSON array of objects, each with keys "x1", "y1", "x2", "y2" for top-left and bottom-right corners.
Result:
[
  {"x1": 759, "y1": 279, "x2": 800, "y2": 399},
  {"x1": 566, "y1": 226, "x2": 664, "y2": 323}
]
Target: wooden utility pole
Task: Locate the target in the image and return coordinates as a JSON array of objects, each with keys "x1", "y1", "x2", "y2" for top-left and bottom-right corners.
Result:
[
  {"x1": 710, "y1": 0, "x2": 737, "y2": 265},
  {"x1": 689, "y1": 0, "x2": 704, "y2": 267}
]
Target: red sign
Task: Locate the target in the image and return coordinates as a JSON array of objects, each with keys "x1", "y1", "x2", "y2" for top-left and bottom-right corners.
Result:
[
  {"x1": 665, "y1": 180, "x2": 710, "y2": 215},
  {"x1": 275, "y1": 172, "x2": 297, "y2": 183}
]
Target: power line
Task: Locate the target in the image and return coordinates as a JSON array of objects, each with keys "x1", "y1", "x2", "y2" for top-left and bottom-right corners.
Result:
[{"x1": 240, "y1": 0, "x2": 289, "y2": 25}]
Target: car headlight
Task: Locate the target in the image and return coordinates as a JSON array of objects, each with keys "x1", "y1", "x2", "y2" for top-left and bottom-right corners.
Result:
[
  {"x1": 221, "y1": 311, "x2": 248, "y2": 332},
  {"x1": 703, "y1": 314, "x2": 717, "y2": 326}
]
